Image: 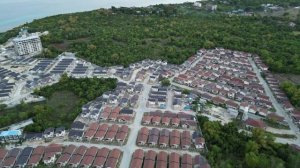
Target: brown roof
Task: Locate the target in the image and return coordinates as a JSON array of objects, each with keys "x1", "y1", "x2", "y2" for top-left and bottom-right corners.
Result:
[
  {"x1": 105, "y1": 131, "x2": 117, "y2": 140},
  {"x1": 181, "y1": 163, "x2": 193, "y2": 168},
  {"x1": 31, "y1": 146, "x2": 45, "y2": 155},
  {"x1": 45, "y1": 144, "x2": 62, "y2": 154},
  {"x1": 161, "y1": 117, "x2": 170, "y2": 124},
  {"x1": 115, "y1": 132, "x2": 127, "y2": 141},
  {"x1": 96, "y1": 148, "x2": 110, "y2": 158},
  {"x1": 130, "y1": 158, "x2": 143, "y2": 168},
  {"x1": 109, "y1": 124, "x2": 119, "y2": 132},
  {"x1": 85, "y1": 147, "x2": 98, "y2": 157},
  {"x1": 119, "y1": 125, "x2": 129, "y2": 133},
  {"x1": 169, "y1": 138, "x2": 180, "y2": 146},
  {"x1": 140, "y1": 127, "x2": 149, "y2": 135},
  {"x1": 100, "y1": 112, "x2": 110, "y2": 119},
  {"x1": 92, "y1": 156, "x2": 106, "y2": 167},
  {"x1": 3, "y1": 157, "x2": 17, "y2": 167},
  {"x1": 108, "y1": 149, "x2": 121, "y2": 159},
  {"x1": 137, "y1": 134, "x2": 148, "y2": 143},
  {"x1": 143, "y1": 159, "x2": 155, "y2": 168},
  {"x1": 109, "y1": 112, "x2": 118, "y2": 119},
  {"x1": 112, "y1": 107, "x2": 121, "y2": 114},
  {"x1": 89, "y1": 122, "x2": 99, "y2": 130},
  {"x1": 169, "y1": 152, "x2": 180, "y2": 163},
  {"x1": 74, "y1": 146, "x2": 88, "y2": 155},
  {"x1": 157, "y1": 151, "x2": 168, "y2": 162},
  {"x1": 182, "y1": 131, "x2": 191, "y2": 139},
  {"x1": 80, "y1": 155, "x2": 94, "y2": 166},
  {"x1": 152, "y1": 116, "x2": 161, "y2": 123},
  {"x1": 105, "y1": 158, "x2": 118, "y2": 168},
  {"x1": 103, "y1": 106, "x2": 112, "y2": 113},
  {"x1": 156, "y1": 160, "x2": 167, "y2": 168},
  {"x1": 132, "y1": 149, "x2": 144, "y2": 160},
  {"x1": 182, "y1": 154, "x2": 193, "y2": 165},
  {"x1": 225, "y1": 100, "x2": 239, "y2": 108},
  {"x1": 170, "y1": 130, "x2": 180, "y2": 138},
  {"x1": 84, "y1": 129, "x2": 96, "y2": 138},
  {"x1": 142, "y1": 116, "x2": 152, "y2": 123},
  {"x1": 94, "y1": 130, "x2": 106, "y2": 139},
  {"x1": 245, "y1": 118, "x2": 266, "y2": 129},
  {"x1": 169, "y1": 162, "x2": 180, "y2": 168},
  {"x1": 171, "y1": 118, "x2": 180, "y2": 125},
  {"x1": 56, "y1": 153, "x2": 71, "y2": 164},
  {"x1": 145, "y1": 150, "x2": 156, "y2": 160},
  {"x1": 0, "y1": 148, "x2": 8, "y2": 161},
  {"x1": 27, "y1": 154, "x2": 42, "y2": 165}
]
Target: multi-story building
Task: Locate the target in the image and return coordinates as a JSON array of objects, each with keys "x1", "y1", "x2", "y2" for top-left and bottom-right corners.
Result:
[{"x1": 13, "y1": 29, "x2": 42, "y2": 56}]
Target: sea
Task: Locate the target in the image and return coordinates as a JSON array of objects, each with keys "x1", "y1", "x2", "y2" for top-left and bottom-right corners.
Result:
[{"x1": 0, "y1": 0, "x2": 198, "y2": 33}]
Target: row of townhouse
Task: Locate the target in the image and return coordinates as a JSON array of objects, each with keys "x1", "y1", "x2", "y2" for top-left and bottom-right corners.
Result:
[{"x1": 130, "y1": 149, "x2": 210, "y2": 168}]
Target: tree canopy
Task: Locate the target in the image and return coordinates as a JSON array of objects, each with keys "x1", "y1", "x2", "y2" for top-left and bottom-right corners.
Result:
[
  {"x1": 198, "y1": 116, "x2": 300, "y2": 168},
  {"x1": 1, "y1": 4, "x2": 300, "y2": 74}
]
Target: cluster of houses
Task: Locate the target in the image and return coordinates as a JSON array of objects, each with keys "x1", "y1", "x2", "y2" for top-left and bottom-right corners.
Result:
[
  {"x1": 99, "y1": 106, "x2": 135, "y2": 124},
  {"x1": 137, "y1": 127, "x2": 205, "y2": 150},
  {"x1": 0, "y1": 144, "x2": 122, "y2": 168},
  {"x1": 81, "y1": 101, "x2": 103, "y2": 121},
  {"x1": 148, "y1": 86, "x2": 168, "y2": 109},
  {"x1": 130, "y1": 149, "x2": 210, "y2": 168},
  {"x1": 69, "y1": 122, "x2": 129, "y2": 145},
  {"x1": 101, "y1": 81, "x2": 143, "y2": 108},
  {"x1": 254, "y1": 57, "x2": 300, "y2": 129},
  {"x1": 25, "y1": 127, "x2": 65, "y2": 141},
  {"x1": 56, "y1": 145, "x2": 121, "y2": 168},
  {"x1": 142, "y1": 111, "x2": 198, "y2": 129},
  {"x1": 175, "y1": 48, "x2": 273, "y2": 111},
  {"x1": 0, "y1": 144, "x2": 62, "y2": 168},
  {"x1": 172, "y1": 89, "x2": 198, "y2": 111}
]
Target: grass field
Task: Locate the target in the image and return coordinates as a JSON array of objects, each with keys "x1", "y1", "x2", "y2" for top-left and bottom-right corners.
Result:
[
  {"x1": 0, "y1": 91, "x2": 80, "y2": 130},
  {"x1": 46, "y1": 91, "x2": 79, "y2": 117}
]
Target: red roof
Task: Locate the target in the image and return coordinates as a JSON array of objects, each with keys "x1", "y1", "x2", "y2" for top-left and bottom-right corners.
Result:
[
  {"x1": 132, "y1": 149, "x2": 144, "y2": 160},
  {"x1": 96, "y1": 148, "x2": 110, "y2": 158},
  {"x1": 157, "y1": 151, "x2": 168, "y2": 162},
  {"x1": 245, "y1": 118, "x2": 266, "y2": 129}
]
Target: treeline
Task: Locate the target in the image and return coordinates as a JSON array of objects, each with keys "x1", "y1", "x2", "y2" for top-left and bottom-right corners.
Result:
[
  {"x1": 214, "y1": 0, "x2": 300, "y2": 11},
  {"x1": 198, "y1": 116, "x2": 300, "y2": 168},
  {"x1": 0, "y1": 5, "x2": 300, "y2": 73},
  {"x1": 34, "y1": 74, "x2": 117, "y2": 102},
  {"x1": 280, "y1": 81, "x2": 300, "y2": 107},
  {"x1": 0, "y1": 75, "x2": 116, "y2": 131}
]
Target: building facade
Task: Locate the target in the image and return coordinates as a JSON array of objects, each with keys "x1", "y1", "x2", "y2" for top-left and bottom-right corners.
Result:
[{"x1": 13, "y1": 29, "x2": 42, "y2": 56}]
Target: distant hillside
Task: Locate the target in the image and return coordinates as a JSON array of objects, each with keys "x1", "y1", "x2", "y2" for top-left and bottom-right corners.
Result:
[{"x1": 0, "y1": 3, "x2": 300, "y2": 73}]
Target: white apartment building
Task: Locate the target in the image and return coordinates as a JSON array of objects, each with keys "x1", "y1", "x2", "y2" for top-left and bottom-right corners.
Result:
[{"x1": 13, "y1": 29, "x2": 42, "y2": 56}]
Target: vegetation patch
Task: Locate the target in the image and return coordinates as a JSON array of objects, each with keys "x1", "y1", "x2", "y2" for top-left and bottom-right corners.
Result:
[
  {"x1": 263, "y1": 119, "x2": 290, "y2": 130},
  {"x1": 198, "y1": 116, "x2": 300, "y2": 167},
  {"x1": 280, "y1": 81, "x2": 300, "y2": 107},
  {"x1": 1, "y1": 4, "x2": 300, "y2": 73},
  {"x1": 0, "y1": 75, "x2": 116, "y2": 132}
]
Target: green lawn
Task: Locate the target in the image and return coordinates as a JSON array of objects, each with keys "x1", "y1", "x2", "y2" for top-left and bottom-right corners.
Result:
[{"x1": 46, "y1": 91, "x2": 79, "y2": 117}]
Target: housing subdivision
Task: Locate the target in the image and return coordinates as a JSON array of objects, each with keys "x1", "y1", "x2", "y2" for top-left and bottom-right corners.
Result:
[{"x1": 1, "y1": 32, "x2": 300, "y2": 167}]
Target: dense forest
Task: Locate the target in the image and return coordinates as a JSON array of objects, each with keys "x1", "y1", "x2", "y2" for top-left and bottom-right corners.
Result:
[
  {"x1": 213, "y1": 0, "x2": 300, "y2": 11},
  {"x1": 0, "y1": 75, "x2": 116, "y2": 131},
  {"x1": 198, "y1": 116, "x2": 300, "y2": 168},
  {"x1": 280, "y1": 81, "x2": 300, "y2": 107},
  {"x1": 0, "y1": 4, "x2": 300, "y2": 74}
]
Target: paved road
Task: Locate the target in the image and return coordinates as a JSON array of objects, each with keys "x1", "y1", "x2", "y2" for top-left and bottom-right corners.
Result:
[{"x1": 249, "y1": 58, "x2": 300, "y2": 145}]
